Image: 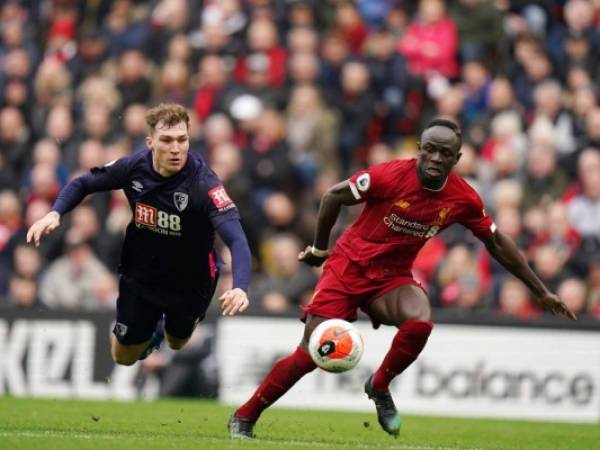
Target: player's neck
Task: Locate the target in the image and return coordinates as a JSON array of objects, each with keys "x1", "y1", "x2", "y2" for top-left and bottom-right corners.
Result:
[{"x1": 420, "y1": 176, "x2": 448, "y2": 192}]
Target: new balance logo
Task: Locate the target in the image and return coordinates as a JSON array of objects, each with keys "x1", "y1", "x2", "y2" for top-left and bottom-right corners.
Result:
[{"x1": 132, "y1": 181, "x2": 144, "y2": 192}]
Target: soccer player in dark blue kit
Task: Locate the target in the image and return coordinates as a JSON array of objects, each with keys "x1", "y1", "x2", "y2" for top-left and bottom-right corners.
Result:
[{"x1": 27, "y1": 103, "x2": 251, "y2": 364}]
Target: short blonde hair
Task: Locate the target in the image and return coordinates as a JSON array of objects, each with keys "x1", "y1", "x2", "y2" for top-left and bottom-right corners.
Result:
[{"x1": 145, "y1": 103, "x2": 189, "y2": 133}]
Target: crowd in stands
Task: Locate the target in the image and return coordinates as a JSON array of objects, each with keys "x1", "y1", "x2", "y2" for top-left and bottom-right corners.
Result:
[{"x1": 1, "y1": 0, "x2": 600, "y2": 322}]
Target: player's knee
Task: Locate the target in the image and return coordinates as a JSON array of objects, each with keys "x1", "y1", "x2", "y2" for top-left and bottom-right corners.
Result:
[
  {"x1": 407, "y1": 308, "x2": 431, "y2": 322},
  {"x1": 112, "y1": 352, "x2": 138, "y2": 366},
  {"x1": 401, "y1": 302, "x2": 431, "y2": 323},
  {"x1": 166, "y1": 336, "x2": 188, "y2": 350}
]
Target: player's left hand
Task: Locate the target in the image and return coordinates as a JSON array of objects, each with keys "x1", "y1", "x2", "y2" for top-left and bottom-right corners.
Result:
[
  {"x1": 219, "y1": 288, "x2": 249, "y2": 316},
  {"x1": 535, "y1": 292, "x2": 577, "y2": 320},
  {"x1": 298, "y1": 246, "x2": 329, "y2": 267}
]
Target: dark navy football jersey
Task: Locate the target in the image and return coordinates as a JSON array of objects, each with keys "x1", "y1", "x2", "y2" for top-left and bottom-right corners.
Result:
[{"x1": 88, "y1": 151, "x2": 239, "y2": 287}]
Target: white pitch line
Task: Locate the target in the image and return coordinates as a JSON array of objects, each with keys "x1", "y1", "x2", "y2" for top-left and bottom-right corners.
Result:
[{"x1": 0, "y1": 430, "x2": 483, "y2": 450}]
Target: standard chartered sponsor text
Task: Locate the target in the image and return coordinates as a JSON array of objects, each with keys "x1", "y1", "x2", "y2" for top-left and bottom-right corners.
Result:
[{"x1": 384, "y1": 213, "x2": 430, "y2": 237}]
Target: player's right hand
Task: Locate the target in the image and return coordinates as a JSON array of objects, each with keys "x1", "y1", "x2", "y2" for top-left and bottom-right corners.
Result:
[
  {"x1": 26, "y1": 211, "x2": 61, "y2": 247},
  {"x1": 298, "y1": 245, "x2": 329, "y2": 267},
  {"x1": 219, "y1": 288, "x2": 249, "y2": 316}
]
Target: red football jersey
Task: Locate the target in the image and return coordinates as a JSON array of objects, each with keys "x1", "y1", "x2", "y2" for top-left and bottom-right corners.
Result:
[{"x1": 334, "y1": 159, "x2": 496, "y2": 278}]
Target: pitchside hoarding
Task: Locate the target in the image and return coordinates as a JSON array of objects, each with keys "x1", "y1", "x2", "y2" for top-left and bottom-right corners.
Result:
[
  {"x1": 0, "y1": 309, "x2": 148, "y2": 400},
  {"x1": 219, "y1": 318, "x2": 600, "y2": 423}
]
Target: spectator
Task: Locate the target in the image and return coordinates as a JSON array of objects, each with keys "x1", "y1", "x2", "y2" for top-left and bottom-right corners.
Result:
[
  {"x1": 286, "y1": 84, "x2": 340, "y2": 181},
  {"x1": 2, "y1": 275, "x2": 43, "y2": 309},
  {"x1": 251, "y1": 233, "x2": 317, "y2": 313},
  {"x1": 450, "y1": 0, "x2": 503, "y2": 63},
  {"x1": 244, "y1": 109, "x2": 296, "y2": 200},
  {"x1": 333, "y1": 61, "x2": 375, "y2": 173},
  {"x1": 0, "y1": 107, "x2": 30, "y2": 182},
  {"x1": 398, "y1": 0, "x2": 459, "y2": 80},
  {"x1": 364, "y1": 27, "x2": 408, "y2": 142},
  {"x1": 116, "y1": 49, "x2": 152, "y2": 108},
  {"x1": 193, "y1": 55, "x2": 230, "y2": 122},
  {"x1": 460, "y1": 60, "x2": 491, "y2": 125},
  {"x1": 497, "y1": 277, "x2": 540, "y2": 319},
  {"x1": 531, "y1": 80, "x2": 577, "y2": 158},
  {"x1": 39, "y1": 239, "x2": 110, "y2": 310},
  {"x1": 557, "y1": 277, "x2": 589, "y2": 318},
  {"x1": 521, "y1": 143, "x2": 568, "y2": 210},
  {"x1": 234, "y1": 18, "x2": 287, "y2": 88},
  {"x1": 567, "y1": 149, "x2": 600, "y2": 241}
]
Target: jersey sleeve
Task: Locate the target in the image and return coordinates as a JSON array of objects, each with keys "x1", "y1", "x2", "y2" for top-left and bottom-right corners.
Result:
[
  {"x1": 348, "y1": 161, "x2": 397, "y2": 201},
  {"x1": 459, "y1": 188, "x2": 497, "y2": 240},
  {"x1": 197, "y1": 170, "x2": 240, "y2": 227},
  {"x1": 52, "y1": 157, "x2": 131, "y2": 215},
  {"x1": 88, "y1": 156, "x2": 131, "y2": 188}
]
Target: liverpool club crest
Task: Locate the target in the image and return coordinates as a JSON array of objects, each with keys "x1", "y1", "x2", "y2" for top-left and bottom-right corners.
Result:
[{"x1": 173, "y1": 192, "x2": 189, "y2": 212}]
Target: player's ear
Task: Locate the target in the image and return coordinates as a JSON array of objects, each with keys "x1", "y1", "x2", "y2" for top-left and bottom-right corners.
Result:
[{"x1": 145, "y1": 135, "x2": 153, "y2": 150}]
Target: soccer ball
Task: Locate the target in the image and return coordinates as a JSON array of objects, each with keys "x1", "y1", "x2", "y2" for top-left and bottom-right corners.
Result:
[{"x1": 308, "y1": 319, "x2": 364, "y2": 373}]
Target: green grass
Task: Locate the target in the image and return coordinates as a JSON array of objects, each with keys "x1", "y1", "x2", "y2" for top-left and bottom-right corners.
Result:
[{"x1": 0, "y1": 397, "x2": 598, "y2": 450}]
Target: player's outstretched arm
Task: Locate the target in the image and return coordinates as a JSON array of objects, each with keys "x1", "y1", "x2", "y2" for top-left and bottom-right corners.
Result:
[
  {"x1": 481, "y1": 230, "x2": 577, "y2": 320},
  {"x1": 27, "y1": 159, "x2": 129, "y2": 247},
  {"x1": 299, "y1": 180, "x2": 363, "y2": 267},
  {"x1": 27, "y1": 211, "x2": 61, "y2": 247},
  {"x1": 215, "y1": 219, "x2": 251, "y2": 316}
]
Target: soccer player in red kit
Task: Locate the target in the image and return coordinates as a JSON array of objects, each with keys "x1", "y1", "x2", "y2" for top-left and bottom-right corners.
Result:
[{"x1": 228, "y1": 119, "x2": 576, "y2": 438}]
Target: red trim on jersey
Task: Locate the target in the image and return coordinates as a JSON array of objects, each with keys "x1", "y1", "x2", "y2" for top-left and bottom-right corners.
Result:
[{"x1": 208, "y1": 251, "x2": 217, "y2": 279}]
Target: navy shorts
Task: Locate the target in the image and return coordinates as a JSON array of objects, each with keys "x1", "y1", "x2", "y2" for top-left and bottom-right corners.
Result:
[{"x1": 112, "y1": 274, "x2": 218, "y2": 345}]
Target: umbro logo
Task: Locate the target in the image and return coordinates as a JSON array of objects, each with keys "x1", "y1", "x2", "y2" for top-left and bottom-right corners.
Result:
[{"x1": 132, "y1": 180, "x2": 144, "y2": 192}]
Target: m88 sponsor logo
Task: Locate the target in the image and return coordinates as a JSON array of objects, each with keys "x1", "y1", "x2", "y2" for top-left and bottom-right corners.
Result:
[{"x1": 135, "y1": 202, "x2": 181, "y2": 235}]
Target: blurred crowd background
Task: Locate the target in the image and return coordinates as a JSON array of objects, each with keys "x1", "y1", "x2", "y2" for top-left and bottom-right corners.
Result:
[{"x1": 1, "y1": 0, "x2": 600, "y2": 322}]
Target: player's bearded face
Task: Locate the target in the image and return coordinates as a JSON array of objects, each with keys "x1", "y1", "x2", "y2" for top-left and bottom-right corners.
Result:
[{"x1": 148, "y1": 120, "x2": 190, "y2": 176}]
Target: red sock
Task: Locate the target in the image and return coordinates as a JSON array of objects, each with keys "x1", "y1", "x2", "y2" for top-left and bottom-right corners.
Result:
[
  {"x1": 236, "y1": 346, "x2": 316, "y2": 421},
  {"x1": 372, "y1": 320, "x2": 433, "y2": 392}
]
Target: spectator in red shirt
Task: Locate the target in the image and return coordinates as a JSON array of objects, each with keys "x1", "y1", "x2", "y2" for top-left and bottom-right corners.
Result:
[
  {"x1": 234, "y1": 18, "x2": 287, "y2": 88},
  {"x1": 398, "y1": 0, "x2": 459, "y2": 80}
]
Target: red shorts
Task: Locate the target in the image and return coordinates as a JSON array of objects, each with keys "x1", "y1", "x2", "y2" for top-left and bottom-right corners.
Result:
[{"x1": 301, "y1": 252, "x2": 426, "y2": 325}]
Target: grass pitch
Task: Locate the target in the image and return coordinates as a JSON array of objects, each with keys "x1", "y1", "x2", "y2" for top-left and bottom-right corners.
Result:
[{"x1": 0, "y1": 397, "x2": 598, "y2": 450}]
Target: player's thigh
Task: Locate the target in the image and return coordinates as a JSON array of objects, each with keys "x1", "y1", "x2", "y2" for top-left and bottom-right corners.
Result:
[
  {"x1": 164, "y1": 282, "x2": 215, "y2": 349},
  {"x1": 300, "y1": 315, "x2": 331, "y2": 350},
  {"x1": 113, "y1": 276, "x2": 163, "y2": 346},
  {"x1": 368, "y1": 284, "x2": 431, "y2": 326}
]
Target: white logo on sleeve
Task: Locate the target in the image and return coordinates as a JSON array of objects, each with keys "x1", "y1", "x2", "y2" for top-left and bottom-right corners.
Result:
[
  {"x1": 131, "y1": 180, "x2": 144, "y2": 192},
  {"x1": 114, "y1": 322, "x2": 128, "y2": 337},
  {"x1": 356, "y1": 173, "x2": 371, "y2": 192}
]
